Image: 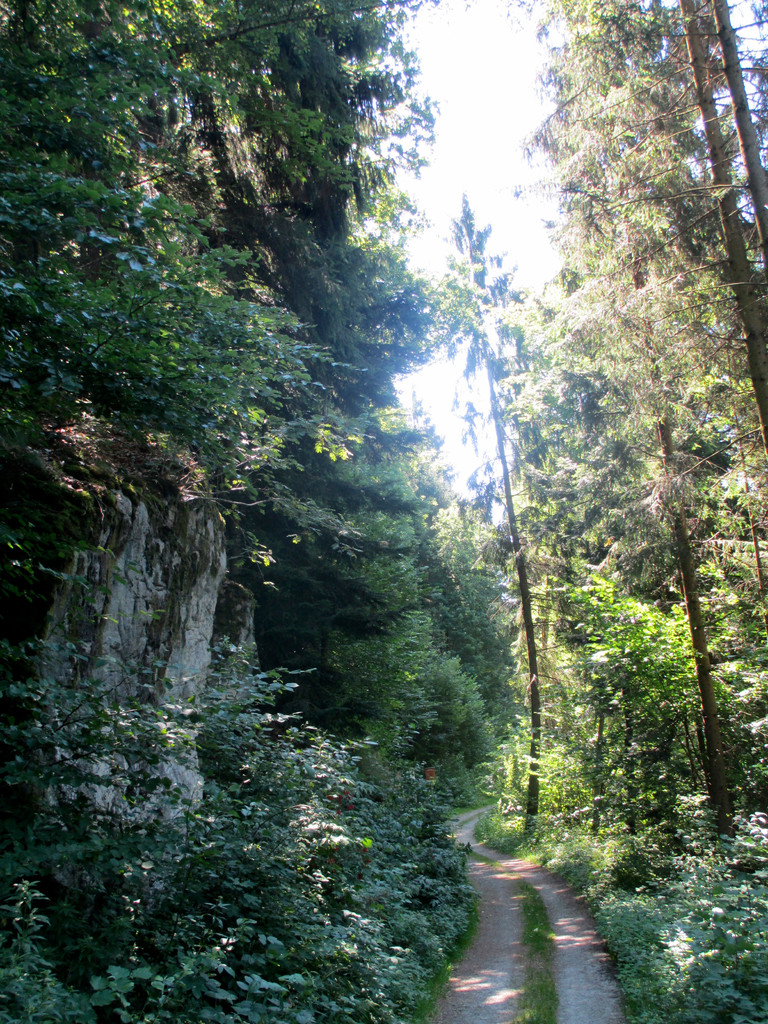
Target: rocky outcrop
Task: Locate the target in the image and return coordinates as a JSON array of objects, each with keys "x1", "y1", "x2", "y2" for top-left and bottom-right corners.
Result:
[
  {"x1": 213, "y1": 579, "x2": 257, "y2": 650},
  {"x1": 44, "y1": 489, "x2": 228, "y2": 704},
  {"x1": 0, "y1": 422, "x2": 265, "y2": 821},
  {"x1": 32, "y1": 455, "x2": 258, "y2": 816}
]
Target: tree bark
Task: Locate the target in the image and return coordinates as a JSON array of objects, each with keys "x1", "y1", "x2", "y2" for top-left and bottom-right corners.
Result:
[
  {"x1": 682, "y1": 715, "x2": 704, "y2": 791},
  {"x1": 657, "y1": 419, "x2": 734, "y2": 835},
  {"x1": 710, "y1": 0, "x2": 768, "y2": 275},
  {"x1": 735, "y1": 437, "x2": 768, "y2": 643},
  {"x1": 623, "y1": 698, "x2": 637, "y2": 836},
  {"x1": 591, "y1": 711, "x2": 605, "y2": 834},
  {"x1": 679, "y1": 0, "x2": 768, "y2": 465},
  {"x1": 486, "y1": 361, "x2": 542, "y2": 821}
]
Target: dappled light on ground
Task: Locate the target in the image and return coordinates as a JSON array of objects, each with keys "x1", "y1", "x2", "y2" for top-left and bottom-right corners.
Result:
[{"x1": 433, "y1": 810, "x2": 625, "y2": 1024}]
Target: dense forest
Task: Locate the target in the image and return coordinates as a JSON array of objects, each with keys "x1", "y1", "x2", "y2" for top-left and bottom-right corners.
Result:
[{"x1": 1, "y1": 0, "x2": 768, "y2": 1021}]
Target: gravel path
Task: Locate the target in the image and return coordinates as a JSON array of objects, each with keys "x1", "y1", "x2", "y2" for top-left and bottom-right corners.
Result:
[{"x1": 432, "y1": 809, "x2": 626, "y2": 1024}]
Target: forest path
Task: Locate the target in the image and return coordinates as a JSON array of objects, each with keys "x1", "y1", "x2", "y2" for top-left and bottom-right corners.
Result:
[{"x1": 431, "y1": 809, "x2": 626, "y2": 1024}]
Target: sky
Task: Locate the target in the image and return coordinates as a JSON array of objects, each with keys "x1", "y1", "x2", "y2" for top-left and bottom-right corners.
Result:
[{"x1": 396, "y1": 0, "x2": 561, "y2": 492}]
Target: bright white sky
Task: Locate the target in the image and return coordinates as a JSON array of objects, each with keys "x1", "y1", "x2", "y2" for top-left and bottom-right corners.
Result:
[{"x1": 397, "y1": 0, "x2": 561, "y2": 492}]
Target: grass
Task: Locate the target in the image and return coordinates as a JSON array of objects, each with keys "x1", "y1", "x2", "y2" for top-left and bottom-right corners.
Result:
[{"x1": 512, "y1": 879, "x2": 558, "y2": 1024}]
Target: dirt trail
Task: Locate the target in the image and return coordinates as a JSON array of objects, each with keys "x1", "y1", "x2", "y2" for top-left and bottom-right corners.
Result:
[{"x1": 432, "y1": 809, "x2": 626, "y2": 1024}]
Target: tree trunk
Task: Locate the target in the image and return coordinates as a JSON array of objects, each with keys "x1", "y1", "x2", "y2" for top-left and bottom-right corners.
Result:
[
  {"x1": 486, "y1": 361, "x2": 541, "y2": 822},
  {"x1": 657, "y1": 419, "x2": 734, "y2": 835},
  {"x1": 737, "y1": 437, "x2": 768, "y2": 643},
  {"x1": 682, "y1": 715, "x2": 704, "y2": 791},
  {"x1": 456, "y1": 195, "x2": 542, "y2": 822},
  {"x1": 679, "y1": 0, "x2": 768, "y2": 465},
  {"x1": 591, "y1": 711, "x2": 605, "y2": 834},
  {"x1": 623, "y1": 698, "x2": 637, "y2": 835},
  {"x1": 710, "y1": 0, "x2": 768, "y2": 275}
]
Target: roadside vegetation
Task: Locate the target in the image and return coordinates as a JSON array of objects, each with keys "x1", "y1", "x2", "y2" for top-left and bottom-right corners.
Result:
[
  {"x1": 0, "y1": 663, "x2": 477, "y2": 1024},
  {"x1": 413, "y1": 895, "x2": 480, "y2": 1024},
  {"x1": 477, "y1": 809, "x2": 768, "y2": 1024},
  {"x1": 0, "y1": 1, "x2": 507, "y2": 1020}
]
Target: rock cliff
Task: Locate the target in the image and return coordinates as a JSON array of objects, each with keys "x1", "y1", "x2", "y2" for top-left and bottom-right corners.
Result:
[
  {"x1": 44, "y1": 490, "x2": 228, "y2": 702},
  {"x1": 3, "y1": 424, "x2": 256, "y2": 814}
]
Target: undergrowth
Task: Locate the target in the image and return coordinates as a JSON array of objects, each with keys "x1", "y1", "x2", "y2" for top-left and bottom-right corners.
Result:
[
  {"x1": 0, "y1": 644, "x2": 475, "y2": 1024},
  {"x1": 476, "y1": 806, "x2": 768, "y2": 1024},
  {"x1": 413, "y1": 893, "x2": 479, "y2": 1024}
]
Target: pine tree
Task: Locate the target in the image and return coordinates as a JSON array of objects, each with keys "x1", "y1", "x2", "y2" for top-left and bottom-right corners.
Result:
[{"x1": 448, "y1": 197, "x2": 543, "y2": 821}]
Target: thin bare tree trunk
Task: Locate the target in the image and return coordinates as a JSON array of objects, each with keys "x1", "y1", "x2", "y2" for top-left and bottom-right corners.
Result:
[
  {"x1": 455, "y1": 192, "x2": 543, "y2": 824},
  {"x1": 679, "y1": 0, "x2": 768, "y2": 465},
  {"x1": 710, "y1": 0, "x2": 768, "y2": 274},
  {"x1": 486, "y1": 361, "x2": 541, "y2": 821},
  {"x1": 736, "y1": 437, "x2": 768, "y2": 643},
  {"x1": 591, "y1": 711, "x2": 605, "y2": 834},
  {"x1": 682, "y1": 715, "x2": 704, "y2": 791},
  {"x1": 623, "y1": 697, "x2": 638, "y2": 835},
  {"x1": 658, "y1": 419, "x2": 734, "y2": 835}
]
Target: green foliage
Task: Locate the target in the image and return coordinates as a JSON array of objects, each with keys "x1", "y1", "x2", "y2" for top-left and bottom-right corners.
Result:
[
  {"x1": 0, "y1": 6, "x2": 309, "y2": 470},
  {"x1": 478, "y1": 806, "x2": 768, "y2": 1024},
  {"x1": 0, "y1": 882, "x2": 96, "y2": 1023},
  {"x1": 431, "y1": 504, "x2": 517, "y2": 722},
  {"x1": 0, "y1": 639, "x2": 475, "y2": 1024},
  {"x1": 475, "y1": 575, "x2": 700, "y2": 836},
  {"x1": 512, "y1": 0, "x2": 768, "y2": 836},
  {"x1": 568, "y1": 576, "x2": 701, "y2": 831},
  {"x1": 0, "y1": 0, "x2": 505, "y2": 1020},
  {"x1": 243, "y1": 420, "x2": 512, "y2": 785},
  {"x1": 410, "y1": 895, "x2": 479, "y2": 1024},
  {"x1": 597, "y1": 818, "x2": 768, "y2": 1024},
  {"x1": 0, "y1": 0, "x2": 435, "y2": 489}
]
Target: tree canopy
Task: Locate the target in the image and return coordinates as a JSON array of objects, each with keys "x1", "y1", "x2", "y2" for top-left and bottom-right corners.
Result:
[{"x1": 4, "y1": 0, "x2": 768, "y2": 1021}]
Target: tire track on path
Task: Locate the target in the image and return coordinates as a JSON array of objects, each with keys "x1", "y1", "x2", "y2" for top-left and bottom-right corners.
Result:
[{"x1": 432, "y1": 809, "x2": 626, "y2": 1024}]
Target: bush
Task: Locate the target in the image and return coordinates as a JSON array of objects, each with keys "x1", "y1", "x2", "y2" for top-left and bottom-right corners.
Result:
[
  {"x1": 480, "y1": 808, "x2": 768, "y2": 1024},
  {"x1": 0, "y1": 883, "x2": 96, "y2": 1024},
  {"x1": 0, "y1": 642, "x2": 474, "y2": 1024}
]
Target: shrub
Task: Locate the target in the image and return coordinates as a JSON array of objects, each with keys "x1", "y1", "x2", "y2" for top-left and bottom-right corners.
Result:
[
  {"x1": 0, "y1": 642, "x2": 474, "y2": 1024},
  {"x1": 481, "y1": 808, "x2": 768, "y2": 1024}
]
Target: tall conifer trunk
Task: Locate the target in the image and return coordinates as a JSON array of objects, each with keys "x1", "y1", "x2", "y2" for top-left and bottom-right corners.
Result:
[
  {"x1": 657, "y1": 419, "x2": 734, "y2": 835},
  {"x1": 453, "y1": 195, "x2": 543, "y2": 823},
  {"x1": 709, "y1": 0, "x2": 768, "y2": 273},
  {"x1": 679, "y1": 0, "x2": 768, "y2": 465},
  {"x1": 737, "y1": 437, "x2": 768, "y2": 643},
  {"x1": 486, "y1": 360, "x2": 541, "y2": 821}
]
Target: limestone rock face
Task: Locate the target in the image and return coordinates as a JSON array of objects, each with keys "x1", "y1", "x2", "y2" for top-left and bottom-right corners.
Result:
[
  {"x1": 213, "y1": 579, "x2": 257, "y2": 651},
  {"x1": 46, "y1": 491, "x2": 227, "y2": 701},
  {"x1": 43, "y1": 486, "x2": 231, "y2": 814}
]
